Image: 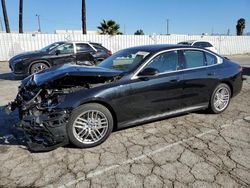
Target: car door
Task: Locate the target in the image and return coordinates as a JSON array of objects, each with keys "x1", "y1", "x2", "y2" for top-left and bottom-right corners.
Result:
[
  {"x1": 116, "y1": 50, "x2": 184, "y2": 125},
  {"x1": 49, "y1": 43, "x2": 76, "y2": 65},
  {"x1": 181, "y1": 49, "x2": 219, "y2": 107},
  {"x1": 75, "y1": 43, "x2": 96, "y2": 65}
]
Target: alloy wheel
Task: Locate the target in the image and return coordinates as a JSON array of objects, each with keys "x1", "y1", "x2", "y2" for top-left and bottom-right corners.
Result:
[
  {"x1": 72, "y1": 110, "x2": 109, "y2": 144},
  {"x1": 32, "y1": 63, "x2": 49, "y2": 74},
  {"x1": 213, "y1": 86, "x2": 230, "y2": 112}
]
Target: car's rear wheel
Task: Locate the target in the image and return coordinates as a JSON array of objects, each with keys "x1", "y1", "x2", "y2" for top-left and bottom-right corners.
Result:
[
  {"x1": 30, "y1": 62, "x2": 49, "y2": 75},
  {"x1": 210, "y1": 83, "x2": 231, "y2": 114},
  {"x1": 67, "y1": 103, "x2": 113, "y2": 148}
]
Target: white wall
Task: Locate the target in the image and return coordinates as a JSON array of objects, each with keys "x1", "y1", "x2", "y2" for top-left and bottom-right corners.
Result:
[{"x1": 0, "y1": 33, "x2": 250, "y2": 61}]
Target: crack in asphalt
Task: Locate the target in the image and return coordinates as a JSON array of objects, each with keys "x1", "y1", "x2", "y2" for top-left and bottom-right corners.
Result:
[{"x1": 59, "y1": 122, "x2": 245, "y2": 188}]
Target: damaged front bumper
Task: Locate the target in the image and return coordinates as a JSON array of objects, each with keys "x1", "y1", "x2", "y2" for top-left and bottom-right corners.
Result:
[
  {"x1": 20, "y1": 109, "x2": 70, "y2": 152},
  {"x1": 5, "y1": 84, "x2": 73, "y2": 152}
]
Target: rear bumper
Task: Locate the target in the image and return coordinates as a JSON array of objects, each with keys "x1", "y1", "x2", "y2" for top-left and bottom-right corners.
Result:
[{"x1": 232, "y1": 72, "x2": 243, "y2": 97}]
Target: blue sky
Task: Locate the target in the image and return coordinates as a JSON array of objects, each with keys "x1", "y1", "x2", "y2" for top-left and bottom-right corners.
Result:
[{"x1": 0, "y1": 0, "x2": 249, "y2": 35}]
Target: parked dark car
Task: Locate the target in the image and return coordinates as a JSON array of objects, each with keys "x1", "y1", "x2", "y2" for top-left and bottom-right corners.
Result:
[
  {"x1": 9, "y1": 41, "x2": 112, "y2": 76},
  {"x1": 7, "y1": 44, "x2": 243, "y2": 151}
]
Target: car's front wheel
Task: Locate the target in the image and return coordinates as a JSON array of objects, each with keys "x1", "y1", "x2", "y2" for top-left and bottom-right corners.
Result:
[
  {"x1": 210, "y1": 83, "x2": 231, "y2": 114},
  {"x1": 67, "y1": 103, "x2": 113, "y2": 148},
  {"x1": 30, "y1": 62, "x2": 49, "y2": 75}
]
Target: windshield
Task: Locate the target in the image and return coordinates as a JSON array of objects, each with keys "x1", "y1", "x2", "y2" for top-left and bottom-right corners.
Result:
[
  {"x1": 40, "y1": 42, "x2": 62, "y2": 52},
  {"x1": 97, "y1": 48, "x2": 150, "y2": 72},
  {"x1": 178, "y1": 42, "x2": 192, "y2": 45}
]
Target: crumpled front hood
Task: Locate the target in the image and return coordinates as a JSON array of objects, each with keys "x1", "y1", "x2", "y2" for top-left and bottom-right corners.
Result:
[{"x1": 24, "y1": 64, "x2": 123, "y2": 87}]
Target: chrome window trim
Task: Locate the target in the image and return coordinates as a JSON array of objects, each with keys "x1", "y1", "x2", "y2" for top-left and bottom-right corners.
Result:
[{"x1": 131, "y1": 48, "x2": 222, "y2": 80}]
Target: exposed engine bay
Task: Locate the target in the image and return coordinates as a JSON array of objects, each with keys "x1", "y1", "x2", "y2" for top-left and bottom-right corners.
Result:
[{"x1": 5, "y1": 64, "x2": 122, "y2": 151}]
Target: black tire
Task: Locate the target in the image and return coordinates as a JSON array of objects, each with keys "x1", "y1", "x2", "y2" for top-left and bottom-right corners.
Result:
[
  {"x1": 67, "y1": 103, "x2": 113, "y2": 148},
  {"x1": 30, "y1": 62, "x2": 49, "y2": 75},
  {"x1": 209, "y1": 83, "x2": 231, "y2": 114}
]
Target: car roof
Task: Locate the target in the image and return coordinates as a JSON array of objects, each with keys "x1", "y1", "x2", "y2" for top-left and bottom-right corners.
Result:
[
  {"x1": 57, "y1": 41, "x2": 104, "y2": 46},
  {"x1": 178, "y1": 40, "x2": 213, "y2": 44},
  {"x1": 55, "y1": 41, "x2": 90, "y2": 44},
  {"x1": 121, "y1": 44, "x2": 204, "y2": 53}
]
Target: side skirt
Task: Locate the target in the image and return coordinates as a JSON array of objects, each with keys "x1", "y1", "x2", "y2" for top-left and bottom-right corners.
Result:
[{"x1": 118, "y1": 103, "x2": 208, "y2": 129}]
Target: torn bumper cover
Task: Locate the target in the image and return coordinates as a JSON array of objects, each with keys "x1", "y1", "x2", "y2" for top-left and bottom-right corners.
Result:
[{"x1": 20, "y1": 110, "x2": 70, "y2": 152}]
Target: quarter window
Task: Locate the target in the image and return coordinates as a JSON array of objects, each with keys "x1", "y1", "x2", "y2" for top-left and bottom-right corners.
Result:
[
  {"x1": 145, "y1": 51, "x2": 178, "y2": 73},
  {"x1": 183, "y1": 50, "x2": 205, "y2": 69},
  {"x1": 205, "y1": 52, "x2": 217, "y2": 65},
  {"x1": 76, "y1": 43, "x2": 92, "y2": 52}
]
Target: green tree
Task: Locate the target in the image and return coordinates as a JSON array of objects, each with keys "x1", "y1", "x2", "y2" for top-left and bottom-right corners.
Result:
[
  {"x1": 134, "y1": 29, "x2": 144, "y2": 35},
  {"x1": 98, "y1": 20, "x2": 123, "y2": 35},
  {"x1": 1, "y1": 0, "x2": 10, "y2": 33},
  {"x1": 19, "y1": 0, "x2": 23, "y2": 33},
  {"x1": 236, "y1": 18, "x2": 245, "y2": 36},
  {"x1": 82, "y1": 0, "x2": 87, "y2": 34}
]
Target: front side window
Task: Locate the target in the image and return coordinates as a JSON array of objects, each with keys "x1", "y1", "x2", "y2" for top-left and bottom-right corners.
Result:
[
  {"x1": 144, "y1": 51, "x2": 178, "y2": 73},
  {"x1": 56, "y1": 43, "x2": 74, "y2": 54},
  {"x1": 183, "y1": 50, "x2": 205, "y2": 69}
]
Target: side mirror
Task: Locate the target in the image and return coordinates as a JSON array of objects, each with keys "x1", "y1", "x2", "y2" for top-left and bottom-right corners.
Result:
[
  {"x1": 138, "y1": 67, "x2": 159, "y2": 77},
  {"x1": 55, "y1": 50, "x2": 60, "y2": 55}
]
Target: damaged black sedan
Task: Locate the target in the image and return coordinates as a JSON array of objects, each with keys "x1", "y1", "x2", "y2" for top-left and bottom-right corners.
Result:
[{"x1": 6, "y1": 44, "x2": 243, "y2": 151}]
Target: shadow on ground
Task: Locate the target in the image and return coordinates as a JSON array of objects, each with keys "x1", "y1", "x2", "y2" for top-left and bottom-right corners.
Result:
[
  {"x1": 0, "y1": 106, "x2": 26, "y2": 147},
  {"x1": 0, "y1": 72, "x2": 24, "y2": 80}
]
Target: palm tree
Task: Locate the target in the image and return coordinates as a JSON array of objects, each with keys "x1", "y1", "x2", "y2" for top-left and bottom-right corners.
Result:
[
  {"x1": 236, "y1": 18, "x2": 245, "y2": 36},
  {"x1": 98, "y1": 20, "x2": 123, "y2": 35},
  {"x1": 134, "y1": 29, "x2": 144, "y2": 35},
  {"x1": 1, "y1": 0, "x2": 10, "y2": 33},
  {"x1": 19, "y1": 0, "x2": 23, "y2": 33},
  {"x1": 82, "y1": 0, "x2": 86, "y2": 34}
]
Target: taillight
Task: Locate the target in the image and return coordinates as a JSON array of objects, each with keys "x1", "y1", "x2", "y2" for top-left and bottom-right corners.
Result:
[{"x1": 107, "y1": 51, "x2": 112, "y2": 56}]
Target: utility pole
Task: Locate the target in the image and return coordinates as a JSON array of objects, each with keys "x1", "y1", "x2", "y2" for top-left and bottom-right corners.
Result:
[
  {"x1": 166, "y1": 19, "x2": 169, "y2": 35},
  {"x1": 19, "y1": 0, "x2": 23, "y2": 33},
  {"x1": 36, "y1": 14, "x2": 41, "y2": 32},
  {"x1": 0, "y1": 16, "x2": 3, "y2": 31}
]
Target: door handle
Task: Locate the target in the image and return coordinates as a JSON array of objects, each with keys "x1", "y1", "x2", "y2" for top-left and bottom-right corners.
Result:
[{"x1": 170, "y1": 78, "x2": 180, "y2": 82}]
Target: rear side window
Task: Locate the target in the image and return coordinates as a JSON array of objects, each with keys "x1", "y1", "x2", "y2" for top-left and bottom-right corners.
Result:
[
  {"x1": 205, "y1": 52, "x2": 217, "y2": 65},
  {"x1": 76, "y1": 43, "x2": 92, "y2": 52},
  {"x1": 145, "y1": 51, "x2": 178, "y2": 73},
  {"x1": 92, "y1": 43, "x2": 108, "y2": 51},
  {"x1": 183, "y1": 50, "x2": 205, "y2": 69}
]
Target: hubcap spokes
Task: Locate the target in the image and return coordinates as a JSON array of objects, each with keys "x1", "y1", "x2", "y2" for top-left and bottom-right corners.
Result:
[
  {"x1": 33, "y1": 64, "x2": 47, "y2": 73},
  {"x1": 73, "y1": 110, "x2": 108, "y2": 144},
  {"x1": 214, "y1": 87, "x2": 230, "y2": 111}
]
